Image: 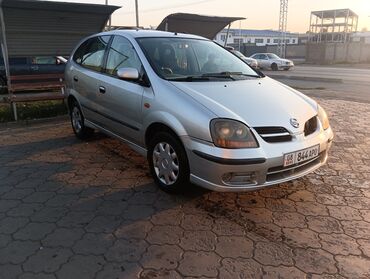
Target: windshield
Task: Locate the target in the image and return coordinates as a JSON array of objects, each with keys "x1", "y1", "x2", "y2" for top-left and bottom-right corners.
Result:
[
  {"x1": 267, "y1": 53, "x2": 280, "y2": 59},
  {"x1": 137, "y1": 37, "x2": 260, "y2": 81}
]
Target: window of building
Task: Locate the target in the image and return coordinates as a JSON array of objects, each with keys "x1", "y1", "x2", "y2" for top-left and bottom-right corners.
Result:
[
  {"x1": 233, "y1": 38, "x2": 243, "y2": 44},
  {"x1": 255, "y1": 39, "x2": 264, "y2": 44},
  {"x1": 273, "y1": 39, "x2": 279, "y2": 43},
  {"x1": 221, "y1": 35, "x2": 226, "y2": 41},
  {"x1": 267, "y1": 38, "x2": 271, "y2": 43},
  {"x1": 292, "y1": 39, "x2": 296, "y2": 43}
]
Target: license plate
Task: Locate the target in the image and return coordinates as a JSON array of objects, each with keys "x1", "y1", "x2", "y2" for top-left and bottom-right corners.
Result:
[{"x1": 283, "y1": 145, "x2": 320, "y2": 167}]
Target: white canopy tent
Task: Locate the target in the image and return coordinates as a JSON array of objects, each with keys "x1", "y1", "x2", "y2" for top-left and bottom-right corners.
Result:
[{"x1": 157, "y1": 13, "x2": 245, "y2": 40}]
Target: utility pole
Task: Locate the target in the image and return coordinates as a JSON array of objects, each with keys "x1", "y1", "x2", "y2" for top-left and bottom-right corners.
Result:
[
  {"x1": 277, "y1": 0, "x2": 288, "y2": 58},
  {"x1": 105, "y1": 0, "x2": 111, "y2": 29},
  {"x1": 135, "y1": 0, "x2": 139, "y2": 27}
]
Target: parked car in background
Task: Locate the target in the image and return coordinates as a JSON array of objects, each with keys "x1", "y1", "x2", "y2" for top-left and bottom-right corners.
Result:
[
  {"x1": 225, "y1": 47, "x2": 258, "y2": 69},
  {"x1": 250, "y1": 53, "x2": 294, "y2": 71},
  {"x1": 0, "y1": 56, "x2": 66, "y2": 94},
  {"x1": 65, "y1": 30, "x2": 333, "y2": 193}
]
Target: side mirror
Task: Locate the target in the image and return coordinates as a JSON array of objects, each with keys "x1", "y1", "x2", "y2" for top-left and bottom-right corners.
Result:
[{"x1": 117, "y1": 67, "x2": 140, "y2": 80}]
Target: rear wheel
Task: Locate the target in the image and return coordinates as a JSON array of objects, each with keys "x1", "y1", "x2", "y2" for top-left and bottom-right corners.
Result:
[
  {"x1": 271, "y1": 63, "x2": 278, "y2": 71},
  {"x1": 69, "y1": 100, "x2": 94, "y2": 139},
  {"x1": 148, "y1": 132, "x2": 190, "y2": 193}
]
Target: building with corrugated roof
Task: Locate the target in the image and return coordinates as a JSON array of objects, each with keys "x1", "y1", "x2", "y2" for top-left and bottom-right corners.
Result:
[{"x1": 214, "y1": 29, "x2": 299, "y2": 46}]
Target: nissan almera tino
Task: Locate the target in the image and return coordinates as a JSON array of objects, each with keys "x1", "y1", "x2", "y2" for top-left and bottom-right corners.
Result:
[{"x1": 65, "y1": 30, "x2": 333, "y2": 193}]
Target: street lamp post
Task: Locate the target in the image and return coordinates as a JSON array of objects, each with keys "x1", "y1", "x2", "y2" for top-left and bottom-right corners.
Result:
[
  {"x1": 105, "y1": 0, "x2": 111, "y2": 29},
  {"x1": 135, "y1": 0, "x2": 139, "y2": 27}
]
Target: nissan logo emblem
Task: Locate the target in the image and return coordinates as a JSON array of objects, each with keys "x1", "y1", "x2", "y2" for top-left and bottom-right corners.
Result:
[{"x1": 290, "y1": 118, "x2": 299, "y2": 128}]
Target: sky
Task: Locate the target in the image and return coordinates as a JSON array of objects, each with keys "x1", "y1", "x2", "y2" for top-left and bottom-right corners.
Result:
[{"x1": 51, "y1": 0, "x2": 370, "y2": 33}]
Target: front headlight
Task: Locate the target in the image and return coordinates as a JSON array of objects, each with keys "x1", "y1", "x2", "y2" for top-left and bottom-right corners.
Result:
[
  {"x1": 318, "y1": 105, "x2": 330, "y2": 130},
  {"x1": 210, "y1": 119, "x2": 258, "y2": 149}
]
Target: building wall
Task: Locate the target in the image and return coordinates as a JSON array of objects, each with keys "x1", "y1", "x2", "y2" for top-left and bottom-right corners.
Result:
[{"x1": 306, "y1": 42, "x2": 370, "y2": 63}]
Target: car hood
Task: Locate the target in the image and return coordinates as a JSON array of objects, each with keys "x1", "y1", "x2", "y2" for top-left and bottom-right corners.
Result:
[{"x1": 170, "y1": 77, "x2": 317, "y2": 132}]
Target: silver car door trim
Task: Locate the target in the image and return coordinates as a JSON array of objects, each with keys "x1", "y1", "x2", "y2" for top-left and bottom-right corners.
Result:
[{"x1": 81, "y1": 104, "x2": 140, "y2": 131}]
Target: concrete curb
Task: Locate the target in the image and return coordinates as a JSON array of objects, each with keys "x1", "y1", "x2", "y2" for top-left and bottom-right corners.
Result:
[{"x1": 268, "y1": 75, "x2": 343, "y2": 83}]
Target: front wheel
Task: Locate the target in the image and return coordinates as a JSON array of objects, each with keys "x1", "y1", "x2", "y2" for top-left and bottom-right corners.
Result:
[
  {"x1": 69, "y1": 100, "x2": 94, "y2": 139},
  {"x1": 148, "y1": 132, "x2": 190, "y2": 193},
  {"x1": 271, "y1": 63, "x2": 278, "y2": 71}
]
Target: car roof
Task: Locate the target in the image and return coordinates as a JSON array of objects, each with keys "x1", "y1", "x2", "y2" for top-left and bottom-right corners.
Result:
[
  {"x1": 252, "y1": 53, "x2": 277, "y2": 55},
  {"x1": 95, "y1": 29, "x2": 207, "y2": 40}
]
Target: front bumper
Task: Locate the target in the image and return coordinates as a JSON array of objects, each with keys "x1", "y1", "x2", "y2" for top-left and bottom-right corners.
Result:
[
  {"x1": 279, "y1": 64, "x2": 294, "y2": 70},
  {"x1": 181, "y1": 127, "x2": 333, "y2": 192}
]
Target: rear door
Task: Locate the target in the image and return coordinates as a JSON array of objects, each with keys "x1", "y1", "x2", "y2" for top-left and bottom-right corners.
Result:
[
  {"x1": 71, "y1": 35, "x2": 111, "y2": 123},
  {"x1": 9, "y1": 57, "x2": 30, "y2": 75}
]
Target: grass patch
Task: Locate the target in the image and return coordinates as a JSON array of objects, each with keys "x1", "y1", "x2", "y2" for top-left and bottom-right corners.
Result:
[{"x1": 0, "y1": 100, "x2": 68, "y2": 123}]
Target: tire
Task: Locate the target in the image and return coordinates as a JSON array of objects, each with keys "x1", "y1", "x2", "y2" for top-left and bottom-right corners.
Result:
[
  {"x1": 69, "y1": 99, "x2": 94, "y2": 139},
  {"x1": 271, "y1": 63, "x2": 278, "y2": 71},
  {"x1": 283, "y1": 68, "x2": 289, "y2": 71},
  {"x1": 148, "y1": 131, "x2": 190, "y2": 193}
]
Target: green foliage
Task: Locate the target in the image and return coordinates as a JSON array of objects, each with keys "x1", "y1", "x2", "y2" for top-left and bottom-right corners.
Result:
[{"x1": 0, "y1": 101, "x2": 68, "y2": 123}]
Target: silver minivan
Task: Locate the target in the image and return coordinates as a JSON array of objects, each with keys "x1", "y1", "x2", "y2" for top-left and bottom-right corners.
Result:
[{"x1": 65, "y1": 30, "x2": 333, "y2": 193}]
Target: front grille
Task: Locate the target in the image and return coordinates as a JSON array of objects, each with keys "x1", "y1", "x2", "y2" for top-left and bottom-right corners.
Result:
[
  {"x1": 254, "y1": 126, "x2": 292, "y2": 143},
  {"x1": 304, "y1": 116, "x2": 318, "y2": 136}
]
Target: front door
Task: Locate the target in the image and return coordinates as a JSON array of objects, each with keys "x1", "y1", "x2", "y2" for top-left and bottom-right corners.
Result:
[{"x1": 97, "y1": 35, "x2": 146, "y2": 144}]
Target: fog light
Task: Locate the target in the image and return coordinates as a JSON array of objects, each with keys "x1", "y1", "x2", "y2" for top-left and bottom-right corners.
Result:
[{"x1": 222, "y1": 172, "x2": 257, "y2": 185}]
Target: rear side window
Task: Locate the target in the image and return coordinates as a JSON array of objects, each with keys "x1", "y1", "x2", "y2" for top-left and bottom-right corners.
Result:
[
  {"x1": 105, "y1": 36, "x2": 142, "y2": 76},
  {"x1": 73, "y1": 36, "x2": 110, "y2": 72}
]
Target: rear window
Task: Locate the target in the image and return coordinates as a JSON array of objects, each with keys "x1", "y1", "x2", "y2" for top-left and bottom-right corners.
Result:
[{"x1": 31, "y1": 56, "x2": 57, "y2": 65}]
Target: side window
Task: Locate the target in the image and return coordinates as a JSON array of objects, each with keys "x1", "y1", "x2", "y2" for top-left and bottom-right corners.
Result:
[
  {"x1": 261, "y1": 55, "x2": 268, "y2": 60},
  {"x1": 32, "y1": 56, "x2": 57, "y2": 65},
  {"x1": 73, "y1": 36, "x2": 110, "y2": 72},
  {"x1": 105, "y1": 36, "x2": 142, "y2": 76}
]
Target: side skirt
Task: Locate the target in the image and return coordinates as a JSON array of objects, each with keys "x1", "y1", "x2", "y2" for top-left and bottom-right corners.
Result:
[{"x1": 85, "y1": 119, "x2": 147, "y2": 157}]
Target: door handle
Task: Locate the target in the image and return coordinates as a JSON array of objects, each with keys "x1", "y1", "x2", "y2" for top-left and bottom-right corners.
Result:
[
  {"x1": 99, "y1": 86, "x2": 106, "y2": 94},
  {"x1": 73, "y1": 76, "x2": 78, "y2": 82}
]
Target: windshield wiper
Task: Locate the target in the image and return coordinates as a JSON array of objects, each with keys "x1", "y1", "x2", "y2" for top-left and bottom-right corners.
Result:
[
  {"x1": 202, "y1": 72, "x2": 261, "y2": 79},
  {"x1": 167, "y1": 76, "x2": 210, "y2": 82}
]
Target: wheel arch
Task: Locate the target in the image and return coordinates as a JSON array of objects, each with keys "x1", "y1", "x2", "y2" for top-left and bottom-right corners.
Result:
[{"x1": 145, "y1": 122, "x2": 183, "y2": 148}]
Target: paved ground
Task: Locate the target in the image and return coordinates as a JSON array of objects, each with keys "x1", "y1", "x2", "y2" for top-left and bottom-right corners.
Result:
[
  {"x1": 267, "y1": 65, "x2": 370, "y2": 84},
  {"x1": 0, "y1": 98, "x2": 369, "y2": 279},
  {"x1": 265, "y1": 65, "x2": 370, "y2": 104}
]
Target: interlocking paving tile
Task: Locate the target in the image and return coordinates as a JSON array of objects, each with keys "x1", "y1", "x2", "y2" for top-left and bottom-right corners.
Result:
[{"x1": 0, "y1": 98, "x2": 369, "y2": 278}]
